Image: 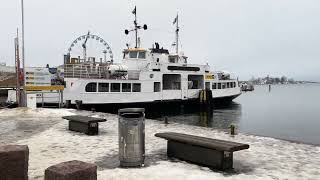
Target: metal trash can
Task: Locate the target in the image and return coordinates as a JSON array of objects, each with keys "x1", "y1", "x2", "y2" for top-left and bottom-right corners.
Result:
[{"x1": 118, "y1": 108, "x2": 145, "y2": 167}]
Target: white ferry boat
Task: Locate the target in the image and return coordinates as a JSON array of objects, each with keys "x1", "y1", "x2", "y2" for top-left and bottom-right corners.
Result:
[{"x1": 63, "y1": 11, "x2": 241, "y2": 108}]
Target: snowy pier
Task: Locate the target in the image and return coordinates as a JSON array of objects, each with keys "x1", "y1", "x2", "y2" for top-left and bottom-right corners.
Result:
[{"x1": 0, "y1": 108, "x2": 319, "y2": 180}]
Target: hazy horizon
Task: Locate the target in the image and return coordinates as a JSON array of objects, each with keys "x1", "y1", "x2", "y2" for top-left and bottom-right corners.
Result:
[{"x1": 1, "y1": 0, "x2": 320, "y2": 81}]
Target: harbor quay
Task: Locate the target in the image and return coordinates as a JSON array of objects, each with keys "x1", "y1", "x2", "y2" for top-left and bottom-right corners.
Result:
[{"x1": 0, "y1": 108, "x2": 319, "y2": 180}]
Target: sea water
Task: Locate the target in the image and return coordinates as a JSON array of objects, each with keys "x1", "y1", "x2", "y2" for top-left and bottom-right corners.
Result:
[{"x1": 153, "y1": 84, "x2": 320, "y2": 145}]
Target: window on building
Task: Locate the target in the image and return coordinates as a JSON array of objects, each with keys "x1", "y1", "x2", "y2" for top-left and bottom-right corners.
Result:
[
  {"x1": 218, "y1": 83, "x2": 221, "y2": 89},
  {"x1": 212, "y1": 83, "x2": 217, "y2": 89},
  {"x1": 138, "y1": 51, "x2": 146, "y2": 59},
  {"x1": 132, "y1": 83, "x2": 141, "y2": 92},
  {"x1": 98, "y1": 83, "x2": 109, "y2": 92},
  {"x1": 111, "y1": 83, "x2": 120, "y2": 92},
  {"x1": 129, "y1": 51, "x2": 138, "y2": 58},
  {"x1": 85, "y1": 82, "x2": 97, "y2": 92},
  {"x1": 154, "y1": 82, "x2": 161, "y2": 92},
  {"x1": 122, "y1": 83, "x2": 131, "y2": 92}
]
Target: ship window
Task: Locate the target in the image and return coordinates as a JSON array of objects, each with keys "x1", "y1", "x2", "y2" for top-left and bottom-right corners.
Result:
[
  {"x1": 188, "y1": 75, "x2": 203, "y2": 89},
  {"x1": 218, "y1": 83, "x2": 221, "y2": 89},
  {"x1": 154, "y1": 82, "x2": 161, "y2": 92},
  {"x1": 163, "y1": 74, "x2": 181, "y2": 90},
  {"x1": 227, "y1": 82, "x2": 230, "y2": 88},
  {"x1": 111, "y1": 83, "x2": 120, "y2": 92},
  {"x1": 132, "y1": 83, "x2": 141, "y2": 92},
  {"x1": 85, "y1": 82, "x2": 97, "y2": 92},
  {"x1": 122, "y1": 83, "x2": 131, "y2": 92},
  {"x1": 222, "y1": 83, "x2": 226, "y2": 89},
  {"x1": 138, "y1": 51, "x2": 146, "y2": 59},
  {"x1": 168, "y1": 66, "x2": 200, "y2": 71},
  {"x1": 129, "y1": 51, "x2": 138, "y2": 58},
  {"x1": 205, "y1": 82, "x2": 210, "y2": 90},
  {"x1": 234, "y1": 82, "x2": 237, "y2": 87},
  {"x1": 212, "y1": 83, "x2": 217, "y2": 89},
  {"x1": 169, "y1": 57, "x2": 176, "y2": 63},
  {"x1": 98, "y1": 83, "x2": 109, "y2": 92}
]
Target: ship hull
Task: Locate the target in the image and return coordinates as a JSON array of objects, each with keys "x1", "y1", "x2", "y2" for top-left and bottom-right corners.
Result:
[{"x1": 69, "y1": 93, "x2": 241, "y2": 113}]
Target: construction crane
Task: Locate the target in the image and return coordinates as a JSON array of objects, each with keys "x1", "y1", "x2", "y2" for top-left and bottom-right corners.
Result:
[{"x1": 82, "y1": 31, "x2": 90, "y2": 62}]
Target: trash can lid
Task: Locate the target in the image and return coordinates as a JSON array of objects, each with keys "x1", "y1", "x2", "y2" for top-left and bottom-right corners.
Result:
[
  {"x1": 120, "y1": 112, "x2": 144, "y2": 118},
  {"x1": 118, "y1": 108, "x2": 145, "y2": 113}
]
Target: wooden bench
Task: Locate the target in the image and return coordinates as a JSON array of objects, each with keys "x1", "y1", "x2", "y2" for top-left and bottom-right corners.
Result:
[
  {"x1": 62, "y1": 115, "x2": 106, "y2": 135},
  {"x1": 155, "y1": 132, "x2": 249, "y2": 170}
]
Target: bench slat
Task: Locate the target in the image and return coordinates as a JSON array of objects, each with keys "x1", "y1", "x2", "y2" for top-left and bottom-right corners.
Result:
[
  {"x1": 155, "y1": 132, "x2": 249, "y2": 152},
  {"x1": 62, "y1": 115, "x2": 106, "y2": 123}
]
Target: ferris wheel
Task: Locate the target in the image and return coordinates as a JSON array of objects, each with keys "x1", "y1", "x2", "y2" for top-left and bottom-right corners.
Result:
[{"x1": 67, "y1": 31, "x2": 113, "y2": 63}]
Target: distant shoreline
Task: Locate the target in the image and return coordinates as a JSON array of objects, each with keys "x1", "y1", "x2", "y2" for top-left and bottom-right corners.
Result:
[{"x1": 240, "y1": 81, "x2": 320, "y2": 85}]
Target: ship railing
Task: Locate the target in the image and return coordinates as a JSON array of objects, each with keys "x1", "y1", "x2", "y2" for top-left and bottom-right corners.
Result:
[{"x1": 64, "y1": 63, "x2": 109, "y2": 79}]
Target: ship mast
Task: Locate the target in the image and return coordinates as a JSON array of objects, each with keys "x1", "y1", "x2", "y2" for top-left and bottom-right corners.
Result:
[
  {"x1": 134, "y1": 7, "x2": 138, "y2": 48},
  {"x1": 174, "y1": 13, "x2": 179, "y2": 55},
  {"x1": 125, "y1": 6, "x2": 148, "y2": 48}
]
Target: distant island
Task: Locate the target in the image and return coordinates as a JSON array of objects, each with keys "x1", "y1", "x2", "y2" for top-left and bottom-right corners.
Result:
[{"x1": 242, "y1": 76, "x2": 319, "y2": 85}]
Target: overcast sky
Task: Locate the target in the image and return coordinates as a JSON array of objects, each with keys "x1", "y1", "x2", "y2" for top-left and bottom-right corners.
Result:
[{"x1": 1, "y1": 0, "x2": 320, "y2": 81}]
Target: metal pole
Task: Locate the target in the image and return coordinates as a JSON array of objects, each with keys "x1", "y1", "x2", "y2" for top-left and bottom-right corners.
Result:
[
  {"x1": 15, "y1": 29, "x2": 21, "y2": 107},
  {"x1": 135, "y1": 12, "x2": 138, "y2": 48},
  {"x1": 176, "y1": 13, "x2": 179, "y2": 55},
  {"x1": 42, "y1": 92, "x2": 44, "y2": 107},
  {"x1": 21, "y1": 0, "x2": 26, "y2": 107}
]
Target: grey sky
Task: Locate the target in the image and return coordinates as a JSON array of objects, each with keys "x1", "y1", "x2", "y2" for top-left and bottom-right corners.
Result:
[{"x1": 1, "y1": 0, "x2": 319, "y2": 81}]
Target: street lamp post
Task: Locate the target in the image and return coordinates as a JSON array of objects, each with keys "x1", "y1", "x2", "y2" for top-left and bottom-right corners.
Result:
[{"x1": 21, "y1": 0, "x2": 26, "y2": 107}]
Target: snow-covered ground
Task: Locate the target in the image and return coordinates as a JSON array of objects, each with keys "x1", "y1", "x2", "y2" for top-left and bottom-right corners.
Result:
[{"x1": 0, "y1": 108, "x2": 319, "y2": 180}]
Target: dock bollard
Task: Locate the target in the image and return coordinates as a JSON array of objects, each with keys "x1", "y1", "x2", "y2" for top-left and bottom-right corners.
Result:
[
  {"x1": 75, "y1": 100, "x2": 82, "y2": 110},
  {"x1": 164, "y1": 116, "x2": 169, "y2": 124},
  {"x1": 230, "y1": 124, "x2": 236, "y2": 135}
]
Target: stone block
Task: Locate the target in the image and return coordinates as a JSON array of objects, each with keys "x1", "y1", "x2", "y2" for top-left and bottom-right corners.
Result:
[
  {"x1": 0, "y1": 145, "x2": 29, "y2": 180},
  {"x1": 45, "y1": 160, "x2": 97, "y2": 180}
]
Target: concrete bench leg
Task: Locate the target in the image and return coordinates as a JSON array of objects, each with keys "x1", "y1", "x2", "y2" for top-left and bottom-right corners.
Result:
[
  {"x1": 0, "y1": 145, "x2": 29, "y2": 180},
  {"x1": 45, "y1": 160, "x2": 97, "y2": 180},
  {"x1": 167, "y1": 140, "x2": 233, "y2": 170}
]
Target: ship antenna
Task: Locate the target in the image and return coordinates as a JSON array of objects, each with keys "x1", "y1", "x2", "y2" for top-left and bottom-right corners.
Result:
[
  {"x1": 173, "y1": 12, "x2": 179, "y2": 54},
  {"x1": 125, "y1": 6, "x2": 148, "y2": 48}
]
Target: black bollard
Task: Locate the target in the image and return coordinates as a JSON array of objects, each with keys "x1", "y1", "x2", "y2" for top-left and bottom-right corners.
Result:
[
  {"x1": 75, "y1": 100, "x2": 82, "y2": 110},
  {"x1": 230, "y1": 124, "x2": 235, "y2": 135},
  {"x1": 268, "y1": 84, "x2": 271, "y2": 92},
  {"x1": 164, "y1": 116, "x2": 169, "y2": 124}
]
